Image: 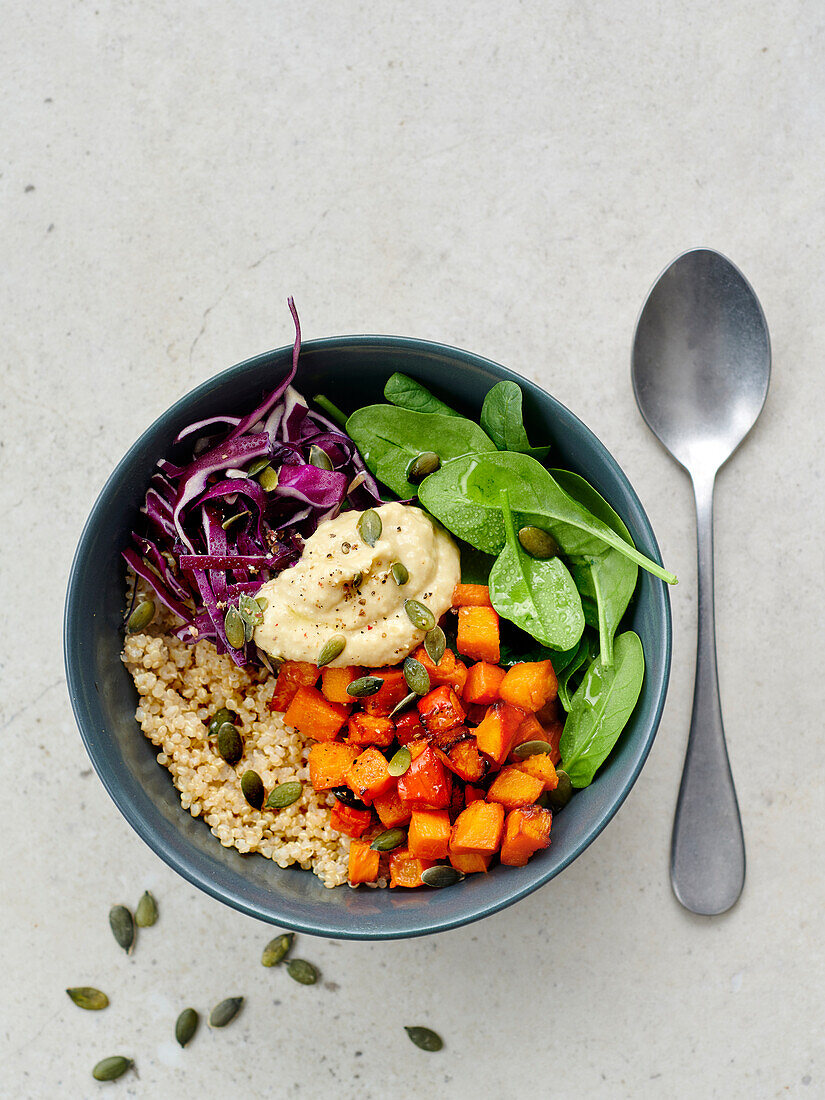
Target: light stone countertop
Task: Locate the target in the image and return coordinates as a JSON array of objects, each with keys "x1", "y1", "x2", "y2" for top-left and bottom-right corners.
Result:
[{"x1": 3, "y1": 3, "x2": 824, "y2": 1097}]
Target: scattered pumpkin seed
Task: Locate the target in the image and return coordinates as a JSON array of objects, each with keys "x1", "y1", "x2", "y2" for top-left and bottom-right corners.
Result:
[
  {"x1": 108, "y1": 905, "x2": 134, "y2": 954},
  {"x1": 175, "y1": 1007, "x2": 199, "y2": 1047},
  {"x1": 66, "y1": 987, "x2": 109, "y2": 1011},
  {"x1": 357, "y1": 508, "x2": 382, "y2": 547},
  {"x1": 406, "y1": 451, "x2": 441, "y2": 483},
  {"x1": 92, "y1": 1056, "x2": 133, "y2": 1082},
  {"x1": 258, "y1": 465, "x2": 280, "y2": 491},
  {"x1": 221, "y1": 509, "x2": 250, "y2": 531},
  {"x1": 512, "y1": 740, "x2": 552, "y2": 760},
  {"x1": 247, "y1": 456, "x2": 272, "y2": 477},
  {"x1": 371, "y1": 827, "x2": 406, "y2": 852},
  {"x1": 331, "y1": 786, "x2": 369, "y2": 810},
  {"x1": 546, "y1": 768, "x2": 574, "y2": 811},
  {"x1": 255, "y1": 596, "x2": 268, "y2": 612},
  {"x1": 421, "y1": 865, "x2": 465, "y2": 889},
  {"x1": 261, "y1": 932, "x2": 294, "y2": 967},
  {"x1": 208, "y1": 707, "x2": 235, "y2": 737},
  {"x1": 217, "y1": 722, "x2": 244, "y2": 766},
  {"x1": 405, "y1": 1026, "x2": 444, "y2": 1052},
  {"x1": 308, "y1": 444, "x2": 333, "y2": 470},
  {"x1": 403, "y1": 656, "x2": 430, "y2": 696},
  {"x1": 239, "y1": 593, "x2": 264, "y2": 628},
  {"x1": 389, "y1": 691, "x2": 418, "y2": 718},
  {"x1": 134, "y1": 890, "x2": 158, "y2": 928},
  {"x1": 424, "y1": 625, "x2": 446, "y2": 665},
  {"x1": 265, "y1": 781, "x2": 302, "y2": 809},
  {"x1": 351, "y1": 571, "x2": 363, "y2": 587},
  {"x1": 390, "y1": 561, "x2": 409, "y2": 586},
  {"x1": 404, "y1": 599, "x2": 435, "y2": 631},
  {"x1": 287, "y1": 959, "x2": 318, "y2": 985},
  {"x1": 388, "y1": 746, "x2": 412, "y2": 777},
  {"x1": 126, "y1": 600, "x2": 154, "y2": 633},
  {"x1": 517, "y1": 526, "x2": 560, "y2": 559},
  {"x1": 241, "y1": 769, "x2": 265, "y2": 809},
  {"x1": 224, "y1": 606, "x2": 246, "y2": 650},
  {"x1": 536, "y1": 791, "x2": 552, "y2": 809},
  {"x1": 346, "y1": 676, "x2": 384, "y2": 698},
  {"x1": 317, "y1": 634, "x2": 346, "y2": 667},
  {"x1": 208, "y1": 997, "x2": 244, "y2": 1028}
]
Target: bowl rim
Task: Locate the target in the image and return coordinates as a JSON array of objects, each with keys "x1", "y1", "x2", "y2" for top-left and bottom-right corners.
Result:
[{"x1": 64, "y1": 333, "x2": 672, "y2": 939}]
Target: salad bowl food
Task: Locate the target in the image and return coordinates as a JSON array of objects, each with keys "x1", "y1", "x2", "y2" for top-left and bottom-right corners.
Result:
[{"x1": 65, "y1": 320, "x2": 672, "y2": 938}]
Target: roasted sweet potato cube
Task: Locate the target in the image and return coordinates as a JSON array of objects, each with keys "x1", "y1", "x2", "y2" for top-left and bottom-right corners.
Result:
[
  {"x1": 464, "y1": 785, "x2": 486, "y2": 805},
  {"x1": 462, "y1": 661, "x2": 506, "y2": 705},
  {"x1": 500, "y1": 806, "x2": 553, "y2": 866},
  {"x1": 269, "y1": 661, "x2": 319, "y2": 711},
  {"x1": 516, "y1": 753, "x2": 559, "y2": 791},
  {"x1": 448, "y1": 848, "x2": 492, "y2": 874},
  {"x1": 412, "y1": 645, "x2": 468, "y2": 694},
  {"x1": 407, "y1": 809, "x2": 451, "y2": 861},
  {"x1": 372, "y1": 785, "x2": 412, "y2": 828},
  {"x1": 418, "y1": 684, "x2": 466, "y2": 733},
  {"x1": 443, "y1": 737, "x2": 487, "y2": 783},
  {"x1": 347, "y1": 713, "x2": 395, "y2": 748},
  {"x1": 451, "y1": 583, "x2": 493, "y2": 607},
  {"x1": 361, "y1": 668, "x2": 409, "y2": 716},
  {"x1": 464, "y1": 702, "x2": 489, "y2": 727},
  {"x1": 499, "y1": 660, "x2": 557, "y2": 712},
  {"x1": 321, "y1": 665, "x2": 364, "y2": 703},
  {"x1": 397, "y1": 744, "x2": 452, "y2": 808},
  {"x1": 284, "y1": 685, "x2": 349, "y2": 742},
  {"x1": 431, "y1": 724, "x2": 469, "y2": 753},
  {"x1": 308, "y1": 742, "x2": 359, "y2": 791},
  {"x1": 474, "y1": 702, "x2": 527, "y2": 767},
  {"x1": 330, "y1": 799, "x2": 373, "y2": 838},
  {"x1": 487, "y1": 765, "x2": 545, "y2": 810},
  {"x1": 344, "y1": 747, "x2": 394, "y2": 804},
  {"x1": 543, "y1": 717, "x2": 564, "y2": 766},
  {"x1": 348, "y1": 838, "x2": 380, "y2": 884},
  {"x1": 450, "y1": 800, "x2": 505, "y2": 855},
  {"x1": 395, "y1": 709, "x2": 425, "y2": 745},
  {"x1": 511, "y1": 713, "x2": 550, "y2": 751},
  {"x1": 456, "y1": 606, "x2": 500, "y2": 663},
  {"x1": 388, "y1": 847, "x2": 435, "y2": 888}
]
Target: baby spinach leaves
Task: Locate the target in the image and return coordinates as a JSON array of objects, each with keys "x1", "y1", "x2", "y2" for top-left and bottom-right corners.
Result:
[
  {"x1": 480, "y1": 381, "x2": 550, "y2": 459},
  {"x1": 555, "y1": 632, "x2": 597, "y2": 712},
  {"x1": 384, "y1": 373, "x2": 460, "y2": 417}
]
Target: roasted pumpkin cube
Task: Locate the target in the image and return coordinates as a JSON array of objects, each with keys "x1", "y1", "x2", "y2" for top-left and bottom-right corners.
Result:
[
  {"x1": 388, "y1": 847, "x2": 434, "y2": 888},
  {"x1": 283, "y1": 685, "x2": 349, "y2": 742},
  {"x1": 442, "y1": 737, "x2": 487, "y2": 783},
  {"x1": 321, "y1": 665, "x2": 364, "y2": 704},
  {"x1": 430, "y1": 724, "x2": 469, "y2": 753},
  {"x1": 418, "y1": 684, "x2": 466, "y2": 733},
  {"x1": 344, "y1": 747, "x2": 394, "y2": 804},
  {"x1": 464, "y1": 702, "x2": 489, "y2": 727},
  {"x1": 397, "y1": 744, "x2": 452, "y2": 808},
  {"x1": 269, "y1": 661, "x2": 319, "y2": 711},
  {"x1": 412, "y1": 645, "x2": 468, "y2": 694},
  {"x1": 450, "y1": 800, "x2": 505, "y2": 855},
  {"x1": 372, "y1": 785, "x2": 413, "y2": 828},
  {"x1": 408, "y1": 809, "x2": 451, "y2": 861},
  {"x1": 361, "y1": 668, "x2": 409, "y2": 716},
  {"x1": 308, "y1": 742, "x2": 359, "y2": 791},
  {"x1": 395, "y1": 709, "x2": 425, "y2": 745},
  {"x1": 516, "y1": 753, "x2": 559, "y2": 791},
  {"x1": 499, "y1": 660, "x2": 557, "y2": 712},
  {"x1": 474, "y1": 702, "x2": 527, "y2": 767},
  {"x1": 462, "y1": 661, "x2": 506, "y2": 705},
  {"x1": 348, "y1": 713, "x2": 395, "y2": 748},
  {"x1": 464, "y1": 785, "x2": 486, "y2": 805},
  {"x1": 448, "y1": 848, "x2": 492, "y2": 874},
  {"x1": 500, "y1": 806, "x2": 553, "y2": 866},
  {"x1": 543, "y1": 717, "x2": 564, "y2": 766},
  {"x1": 330, "y1": 799, "x2": 373, "y2": 838},
  {"x1": 456, "y1": 605, "x2": 500, "y2": 663},
  {"x1": 487, "y1": 765, "x2": 545, "y2": 810},
  {"x1": 451, "y1": 583, "x2": 493, "y2": 607},
  {"x1": 348, "y1": 838, "x2": 380, "y2": 884},
  {"x1": 511, "y1": 713, "x2": 550, "y2": 751}
]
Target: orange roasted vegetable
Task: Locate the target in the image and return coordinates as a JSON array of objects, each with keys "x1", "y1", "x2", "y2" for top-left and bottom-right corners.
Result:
[
  {"x1": 395, "y1": 710, "x2": 425, "y2": 745},
  {"x1": 448, "y1": 848, "x2": 492, "y2": 874},
  {"x1": 500, "y1": 806, "x2": 553, "y2": 866},
  {"x1": 516, "y1": 753, "x2": 559, "y2": 791},
  {"x1": 308, "y1": 742, "x2": 359, "y2": 791},
  {"x1": 348, "y1": 713, "x2": 395, "y2": 748},
  {"x1": 269, "y1": 661, "x2": 319, "y2": 711},
  {"x1": 511, "y1": 713, "x2": 550, "y2": 750},
  {"x1": 430, "y1": 725, "x2": 469, "y2": 753},
  {"x1": 344, "y1": 747, "x2": 394, "y2": 804},
  {"x1": 389, "y1": 847, "x2": 434, "y2": 888},
  {"x1": 348, "y1": 839, "x2": 380, "y2": 884},
  {"x1": 499, "y1": 660, "x2": 558, "y2": 712},
  {"x1": 407, "y1": 809, "x2": 451, "y2": 861},
  {"x1": 372, "y1": 785, "x2": 412, "y2": 828},
  {"x1": 464, "y1": 702, "x2": 489, "y2": 727},
  {"x1": 450, "y1": 800, "x2": 505, "y2": 854},
  {"x1": 487, "y1": 765, "x2": 545, "y2": 810},
  {"x1": 330, "y1": 799, "x2": 373, "y2": 838},
  {"x1": 284, "y1": 686, "x2": 349, "y2": 742},
  {"x1": 418, "y1": 684, "x2": 466, "y2": 733},
  {"x1": 543, "y1": 717, "x2": 563, "y2": 766},
  {"x1": 412, "y1": 646, "x2": 468, "y2": 694},
  {"x1": 396, "y1": 744, "x2": 452, "y2": 808},
  {"x1": 451, "y1": 583, "x2": 493, "y2": 607},
  {"x1": 464, "y1": 785, "x2": 486, "y2": 805},
  {"x1": 457, "y1": 606, "x2": 500, "y2": 663},
  {"x1": 361, "y1": 668, "x2": 409, "y2": 716},
  {"x1": 442, "y1": 737, "x2": 487, "y2": 783},
  {"x1": 462, "y1": 661, "x2": 506, "y2": 705},
  {"x1": 474, "y1": 702, "x2": 527, "y2": 767},
  {"x1": 321, "y1": 665, "x2": 364, "y2": 703}
]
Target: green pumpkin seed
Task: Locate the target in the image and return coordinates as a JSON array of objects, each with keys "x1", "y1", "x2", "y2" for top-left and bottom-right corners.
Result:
[
  {"x1": 208, "y1": 707, "x2": 235, "y2": 737},
  {"x1": 265, "y1": 781, "x2": 302, "y2": 809},
  {"x1": 241, "y1": 769, "x2": 265, "y2": 809},
  {"x1": 134, "y1": 890, "x2": 158, "y2": 927},
  {"x1": 247, "y1": 456, "x2": 271, "y2": 477},
  {"x1": 317, "y1": 634, "x2": 346, "y2": 668},
  {"x1": 370, "y1": 827, "x2": 406, "y2": 852},
  {"x1": 357, "y1": 508, "x2": 382, "y2": 547},
  {"x1": 546, "y1": 768, "x2": 574, "y2": 811},
  {"x1": 406, "y1": 451, "x2": 441, "y2": 483},
  {"x1": 258, "y1": 465, "x2": 280, "y2": 491},
  {"x1": 126, "y1": 600, "x2": 154, "y2": 633},
  {"x1": 404, "y1": 1026, "x2": 443, "y2": 1052},
  {"x1": 423, "y1": 625, "x2": 446, "y2": 665},
  {"x1": 388, "y1": 746, "x2": 412, "y2": 777},
  {"x1": 261, "y1": 932, "x2": 294, "y2": 967},
  {"x1": 224, "y1": 606, "x2": 246, "y2": 650},
  {"x1": 255, "y1": 596, "x2": 268, "y2": 612},
  {"x1": 389, "y1": 691, "x2": 418, "y2": 718},
  {"x1": 535, "y1": 791, "x2": 551, "y2": 809},
  {"x1": 346, "y1": 675, "x2": 384, "y2": 698},
  {"x1": 512, "y1": 740, "x2": 552, "y2": 760},
  {"x1": 108, "y1": 905, "x2": 134, "y2": 954},
  {"x1": 221, "y1": 509, "x2": 250, "y2": 531},
  {"x1": 517, "y1": 526, "x2": 560, "y2": 559},
  {"x1": 66, "y1": 987, "x2": 109, "y2": 1011},
  {"x1": 390, "y1": 561, "x2": 409, "y2": 586},
  {"x1": 351, "y1": 571, "x2": 363, "y2": 587},
  {"x1": 308, "y1": 444, "x2": 333, "y2": 470},
  {"x1": 403, "y1": 656, "x2": 430, "y2": 696},
  {"x1": 404, "y1": 599, "x2": 435, "y2": 631},
  {"x1": 208, "y1": 997, "x2": 244, "y2": 1028},
  {"x1": 421, "y1": 865, "x2": 465, "y2": 889},
  {"x1": 217, "y1": 722, "x2": 244, "y2": 766},
  {"x1": 175, "y1": 1007, "x2": 199, "y2": 1047},
  {"x1": 286, "y1": 959, "x2": 318, "y2": 985},
  {"x1": 92, "y1": 1056, "x2": 133, "y2": 1082},
  {"x1": 239, "y1": 593, "x2": 264, "y2": 628}
]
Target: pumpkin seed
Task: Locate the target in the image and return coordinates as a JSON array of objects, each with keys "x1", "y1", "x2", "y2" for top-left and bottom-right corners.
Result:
[
  {"x1": 424, "y1": 625, "x2": 446, "y2": 665},
  {"x1": 517, "y1": 526, "x2": 560, "y2": 559},
  {"x1": 265, "y1": 781, "x2": 302, "y2": 809},
  {"x1": 247, "y1": 456, "x2": 271, "y2": 477},
  {"x1": 224, "y1": 606, "x2": 246, "y2": 650},
  {"x1": 390, "y1": 561, "x2": 409, "y2": 586},
  {"x1": 221, "y1": 509, "x2": 250, "y2": 531},
  {"x1": 388, "y1": 746, "x2": 412, "y2": 777},
  {"x1": 389, "y1": 691, "x2": 418, "y2": 718},
  {"x1": 317, "y1": 634, "x2": 346, "y2": 668},
  {"x1": 239, "y1": 593, "x2": 264, "y2": 628},
  {"x1": 536, "y1": 791, "x2": 551, "y2": 809},
  {"x1": 126, "y1": 600, "x2": 154, "y2": 633},
  {"x1": 370, "y1": 827, "x2": 406, "y2": 852},
  {"x1": 175, "y1": 1007, "x2": 199, "y2": 1047},
  {"x1": 308, "y1": 444, "x2": 333, "y2": 470},
  {"x1": 208, "y1": 707, "x2": 235, "y2": 737},
  {"x1": 286, "y1": 959, "x2": 318, "y2": 985},
  {"x1": 261, "y1": 932, "x2": 294, "y2": 967},
  {"x1": 66, "y1": 987, "x2": 109, "y2": 1011},
  {"x1": 404, "y1": 1026, "x2": 444, "y2": 1052},
  {"x1": 258, "y1": 465, "x2": 280, "y2": 491},
  {"x1": 217, "y1": 722, "x2": 244, "y2": 766},
  {"x1": 346, "y1": 675, "x2": 383, "y2": 698},
  {"x1": 92, "y1": 1056, "x2": 133, "y2": 1082},
  {"x1": 134, "y1": 890, "x2": 158, "y2": 927},
  {"x1": 255, "y1": 596, "x2": 268, "y2": 612},
  {"x1": 208, "y1": 996, "x2": 244, "y2": 1028},
  {"x1": 331, "y1": 786, "x2": 369, "y2": 810},
  {"x1": 108, "y1": 905, "x2": 134, "y2": 954},
  {"x1": 421, "y1": 865, "x2": 465, "y2": 889},
  {"x1": 351, "y1": 571, "x2": 363, "y2": 587},
  {"x1": 403, "y1": 656, "x2": 430, "y2": 696},
  {"x1": 512, "y1": 740, "x2": 552, "y2": 760},
  {"x1": 357, "y1": 508, "x2": 382, "y2": 547},
  {"x1": 404, "y1": 599, "x2": 435, "y2": 631},
  {"x1": 241, "y1": 769, "x2": 265, "y2": 809},
  {"x1": 546, "y1": 768, "x2": 574, "y2": 811},
  {"x1": 406, "y1": 451, "x2": 441, "y2": 483}
]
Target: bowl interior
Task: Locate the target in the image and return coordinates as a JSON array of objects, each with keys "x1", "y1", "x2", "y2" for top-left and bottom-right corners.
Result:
[{"x1": 65, "y1": 337, "x2": 671, "y2": 938}]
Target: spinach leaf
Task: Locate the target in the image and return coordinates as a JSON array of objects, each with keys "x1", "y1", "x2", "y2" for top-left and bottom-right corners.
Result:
[
  {"x1": 345, "y1": 405, "x2": 497, "y2": 498},
  {"x1": 488, "y1": 490, "x2": 584, "y2": 651},
  {"x1": 556, "y1": 632, "x2": 597, "y2": 712},
  {"x1": 498, "y1": 618, "x2": 555, "y2": 668},
  {"x1": 480, "y1": 381, "x2": 550, "y2": 458},
  {"x1": 560, "y1": 631, "x2": 645, "y2": 787},
  {"x1": 460, "y1": 544, "x2": 497, "y2": 585},
  {"x1": 384, "y1": 373, "x2": 460, "y2": 417}
]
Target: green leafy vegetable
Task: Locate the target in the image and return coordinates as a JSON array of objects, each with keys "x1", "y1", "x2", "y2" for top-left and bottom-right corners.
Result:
[
  {"x1": 480, "y1": 381, "x2": 550, "y2": 458},
  {"x1": 560, "y1": 631, "x2": 645, "y2": 786},
  {"x1": 460, "y1": 544, "x2": 497, "y2": 585},
  {"x1": 556, "y1": 632, "x2": 597, "y2": 711},
  {"x1": 384, "y1": 373, "x2": 460, "y2": 417}
]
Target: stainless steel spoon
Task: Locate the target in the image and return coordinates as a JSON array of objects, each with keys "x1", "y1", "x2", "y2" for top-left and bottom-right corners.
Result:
[{"x1": 632, "y1": 248, "x2": 770, "y2": 915}]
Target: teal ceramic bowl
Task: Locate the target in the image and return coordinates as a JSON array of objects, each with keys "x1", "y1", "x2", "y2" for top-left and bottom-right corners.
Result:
[{"x1": 64, "y1": 337, "x2": 671, "y2": 939}]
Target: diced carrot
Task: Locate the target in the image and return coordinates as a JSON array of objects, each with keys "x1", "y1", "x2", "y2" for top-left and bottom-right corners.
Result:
[
  {"x1": 412, "y1": 646, "x2": 468, "y2": 694},
  {"x1": 344, "y1": 747, "x2": 394, "y2": 804},
  {"x1": 284, "y1": 685, "x2": 349, "y2": 742},
  {"x1": 348, "y1": 838, "x2": 380, "y2": 884},
  {"x1": 442, "y1": 737, "x2": 487, "y2": 783},
  {"x1": 462, "y1": 661, "x2": 507, "y2": 705},
  {"x1": 516, "y1": 753, "x2": 559, "y2": 791},
  {"x1": 397, "y1": 744, "x2": 452, "y2": 809},
  {"x1": 487, "y1": 765, "x2": 545, "y2": 810},
  {"x1": 464, "y1": 785, "x2": 486, "y2": 804},
  {"x1": 499, "y1": 660, "x2": 557, "y2": 712},
  {"x1": 500, "y1": 806, "x2": 553, "y2": 866},
  {"x1": 457, "y1": 606, "x2": 500, "y2": 663},
  {"x1": 448, "y1": 848, "x2": 492, "y2": 874},
  {"x1": 373, "y1": 785, "x2": 412, "y2": 828},
  {"x1": 388, "y1": 847, "x2": 434, "y2": 888},
  {"x1": 450, "y1": 800, "x2": 505, "y2": 854},
  {"x1": 330, "y1": 800, "x2": 373, "y2": 838},
  {"x1": 395, "y1": 710, "x2": 425, "y2": 745},
  {"x1": 269, "y1": 661, "x2": 319, "y2": 711},
  {"x1": 407, "y1": 809, "x2": 451, "y2": 861},
  {"x1": 474, "y1": 702, "x2": 527, "y2": 767},
  {"x1": 321, "y1": 665, "x2": 364, "y2": 704},
  {"x1": 361, "y1": 668, "x2": 409, "y2": 716},
  {"x1": 308, "y1": 742, "x2": 359, "y2": 791},
  {"x1": 347, "y1": 713, "x2": 395, "y2": 748},
  {"x1": 452, "y1": 583, "x2": 493, "y2": 607},
  {"x1": 418, "y1": 684, "x2": 466, "y2": 733}
]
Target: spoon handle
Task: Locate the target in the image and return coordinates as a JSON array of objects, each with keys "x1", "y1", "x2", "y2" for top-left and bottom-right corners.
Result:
[{"x1": 670, "y1": 472, "x2": 746, "y2": 915}]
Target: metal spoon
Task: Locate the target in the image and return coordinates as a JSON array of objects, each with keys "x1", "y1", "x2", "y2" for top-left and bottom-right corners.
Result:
[{"x1": 632, "y1": 248, "x2": 770, "y2": 915}]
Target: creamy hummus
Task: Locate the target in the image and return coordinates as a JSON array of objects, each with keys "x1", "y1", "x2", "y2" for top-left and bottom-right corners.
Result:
[{"x1": 253, "y1": 502, "x2": 460, "y2": 668}]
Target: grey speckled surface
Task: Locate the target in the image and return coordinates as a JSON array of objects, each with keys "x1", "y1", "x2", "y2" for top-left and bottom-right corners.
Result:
[{"x1": 2, "y1": 3, "x2": 824, "y2": 1097}]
